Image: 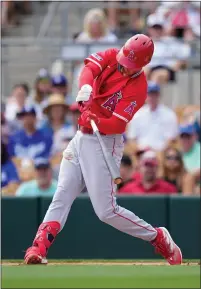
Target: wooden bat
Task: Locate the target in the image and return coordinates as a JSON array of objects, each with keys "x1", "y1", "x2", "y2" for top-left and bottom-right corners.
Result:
[{"x1": 90, "y1": 120, "x2": 122, "y2": 185}]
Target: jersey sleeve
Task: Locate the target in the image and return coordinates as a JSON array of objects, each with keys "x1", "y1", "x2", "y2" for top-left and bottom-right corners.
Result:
[
  {"x1": 84, "y1": 48, "x2": 118, "y2": 72},
  {"x1": 113, "y1": 94, "x2": 146, "y2": 124}
]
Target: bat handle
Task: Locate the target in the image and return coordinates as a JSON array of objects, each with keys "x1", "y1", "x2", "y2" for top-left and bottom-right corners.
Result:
[
  {"x1": 90, "y1": 119, "x2": 98, "y2": 132},
  {"x1": 114, "y1": 177, "x2": 122, "y2": 185}
]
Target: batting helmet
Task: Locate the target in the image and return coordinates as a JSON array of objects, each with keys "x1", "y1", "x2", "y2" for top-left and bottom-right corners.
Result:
[{"x1": 116, "y1": 34, "x2": 154, "y2": 70}]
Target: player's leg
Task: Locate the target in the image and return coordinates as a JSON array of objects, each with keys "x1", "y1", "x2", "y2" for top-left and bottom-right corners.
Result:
[
  {"x1": 79, "y1": 134, "x2": 182, "y2": 265},
  {"x1": 24, "y1": 133, "x2": 85, "y2": 264}
]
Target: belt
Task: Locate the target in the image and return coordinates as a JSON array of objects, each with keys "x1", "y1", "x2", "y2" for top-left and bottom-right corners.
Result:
[{"x1": 79, "y1": 126, "x2": 106, "y2": 135}]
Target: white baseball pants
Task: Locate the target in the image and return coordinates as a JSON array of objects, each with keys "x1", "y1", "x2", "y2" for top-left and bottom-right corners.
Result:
[{"x1": 43, "y1": 131, "x2": 157, "y2": 242}]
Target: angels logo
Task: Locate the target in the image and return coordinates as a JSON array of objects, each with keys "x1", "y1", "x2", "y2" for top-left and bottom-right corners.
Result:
[
  {"x1": 102, "y1": 91, "x2": 122, "y2": 112},
  {"x1": 124, "y1": 101, "x2": 137, "y2": 116},
  {"x1": 127, "y1": 50, "x2": 135, "y2": 61}
]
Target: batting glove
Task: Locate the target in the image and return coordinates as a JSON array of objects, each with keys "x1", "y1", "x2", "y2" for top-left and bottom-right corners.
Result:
[
  {"x1": 76, "y1": 84, "x2": 92, "y2": 102},
  {"x1": 81, "y1": 111, "x2": 100, "y2": 125}
]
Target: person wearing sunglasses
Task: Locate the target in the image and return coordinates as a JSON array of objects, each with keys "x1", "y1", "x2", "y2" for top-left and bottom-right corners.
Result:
[
  {"x1": 179, "y1": 124, "x2": 200, "y2": 175},
  {"x1": 161, "y1": 146, "x2": 195, "y2": 194},
  {"x1": 179, "y1": 124, "x2": 200, "y2": 194},
  {"x1": 118, "y1": 150, "x2": 177, "y2": 195}
]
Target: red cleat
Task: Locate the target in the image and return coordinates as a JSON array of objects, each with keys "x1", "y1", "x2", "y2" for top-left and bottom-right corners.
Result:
[
  {"x1": 24, "y1": 221, "x2": 60, "y2": 265},
  {"x1": 24, "y1": 246, "x2": 47, "y2": 265},
  {"x1": 151, "y1": 227, "x2": 182, "y2": 265}
]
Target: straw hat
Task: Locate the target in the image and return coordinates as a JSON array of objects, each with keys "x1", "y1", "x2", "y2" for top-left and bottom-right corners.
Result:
[{"x1": 43, "y1": 93, "x2": 69, "y2": 114}]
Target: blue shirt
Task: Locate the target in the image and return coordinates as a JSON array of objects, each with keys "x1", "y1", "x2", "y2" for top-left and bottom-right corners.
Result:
[
  {"x1": 8, "y1": 129, "x2": 52, "y2": 160},
  {"x1": 1, "y1": 160, "x2": 20, "y2": 187},
  {"x1": 40, "y1": 120, "x2": 72, "y2": 139},
  {"x1": 16, "y1": 179, "x2": 57, "y2": 197}
]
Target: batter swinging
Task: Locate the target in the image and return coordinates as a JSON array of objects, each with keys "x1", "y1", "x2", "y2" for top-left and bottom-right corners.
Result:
[{"x1": 25, "y1": 34, "x2": 182, "y2": 265}]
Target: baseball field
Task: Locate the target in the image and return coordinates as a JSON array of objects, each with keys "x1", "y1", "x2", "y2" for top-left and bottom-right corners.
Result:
[{"x1": 2, "y1": 259, "x2": 200, "y2": 288}]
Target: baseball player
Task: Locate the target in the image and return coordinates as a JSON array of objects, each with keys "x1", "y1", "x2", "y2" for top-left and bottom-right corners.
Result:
[{"x1": 24, "y1": 34, "x2": 182, "y2": 265}]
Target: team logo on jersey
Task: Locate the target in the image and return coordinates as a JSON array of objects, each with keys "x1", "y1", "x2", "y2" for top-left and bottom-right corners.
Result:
[
  {"x1": 127, "y1": 50, "x2": 135, "y2": 61},
  {"x1": 124, "y1": 101, "x2": 137, "y2": 115},
  {"x1": 102, "y1": 91, "x2": 122, "y2": 112},
  {"x1": 91, "y1": 53, "x2": 103, "y2": 61}
]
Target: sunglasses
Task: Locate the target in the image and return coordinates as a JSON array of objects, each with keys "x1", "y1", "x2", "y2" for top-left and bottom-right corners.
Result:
[
  {"x1": 180, "y1": 133, "x2": 192, "y2": 138},
  {"x1": 165, "y1": 155, "x2": 180, "y2": 161}
]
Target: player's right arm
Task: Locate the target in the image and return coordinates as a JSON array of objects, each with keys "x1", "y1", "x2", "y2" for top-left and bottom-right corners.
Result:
[{"x1": 76, "y1": 49, "x2": 118, "y2": 105}]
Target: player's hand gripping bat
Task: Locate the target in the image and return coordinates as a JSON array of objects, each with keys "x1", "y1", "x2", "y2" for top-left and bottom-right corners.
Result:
[{"x1": 90, "y1": 120, "x2": 122, "y2": 185}]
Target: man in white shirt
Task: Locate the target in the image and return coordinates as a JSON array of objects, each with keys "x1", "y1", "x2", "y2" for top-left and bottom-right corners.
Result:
[
  {"x1": 126, "y1": 82, "x2": 178, "y2": 151},
  {"x1": 144, "y1": 13, "x2": 191, "y2": 84}
]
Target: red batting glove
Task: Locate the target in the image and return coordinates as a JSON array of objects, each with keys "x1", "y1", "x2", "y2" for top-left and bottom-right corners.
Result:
[{"x1": 81, "y1": 111, "x2": 100, "y2": 126}]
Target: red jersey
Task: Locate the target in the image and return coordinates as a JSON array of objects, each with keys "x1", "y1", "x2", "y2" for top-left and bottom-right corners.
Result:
[
  {"x1": 118, "y1": 178, "x2": 177, "y2": 195},
  {"x1": 78, "y1": 48, "x2": 147, "y2": 133}
]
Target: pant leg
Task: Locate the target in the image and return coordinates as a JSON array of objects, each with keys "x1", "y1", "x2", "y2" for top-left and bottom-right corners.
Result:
[
  {"x1": 79, "y1": 133, "x2": 157, "y2": 242},
  {"x1": 43, "y1": 132, "x2": 85, "y2": 229}
]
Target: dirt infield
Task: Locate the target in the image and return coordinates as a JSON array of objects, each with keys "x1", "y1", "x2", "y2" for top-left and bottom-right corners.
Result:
[{"x1": 2, "y1": 261, "x2": 200, "y2": 266}]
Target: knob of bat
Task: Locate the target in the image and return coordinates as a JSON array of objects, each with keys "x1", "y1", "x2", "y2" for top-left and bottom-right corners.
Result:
[{"x1": 114, "y1": 178, "x2": 122, "y2": 185}]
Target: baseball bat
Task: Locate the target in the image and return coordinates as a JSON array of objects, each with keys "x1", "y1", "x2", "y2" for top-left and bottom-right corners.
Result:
[{"x1": 90, "y1": 120, "x2": 122, "y2": 185}]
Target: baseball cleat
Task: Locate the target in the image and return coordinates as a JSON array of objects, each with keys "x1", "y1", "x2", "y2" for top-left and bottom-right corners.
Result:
[
  {"x1": 24, "y1": 246, "x2": 48, "y2": 265},
  {"x1": 152, "y1": 227, "x2": 182, "y2": 265}
]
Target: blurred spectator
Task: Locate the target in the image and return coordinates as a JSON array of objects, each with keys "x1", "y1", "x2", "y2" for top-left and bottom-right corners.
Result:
[
  {"x1": 72, "y1": 8, "x2": 118, "y2": 98},
  {"x1": 41, "y1": 94, "x2": 73, "y2": 156},
  {"x1": 5, "y1": 83, "x2": 30, "y2": 122},
  {"x1": 1, "y1": 1, "x2": 32, "y2": 32},
  {"x1": 1, "y1": 102, "x2": 11, "y2": 144},
  {"x1": 118, "y1": 150, "x2": 177, "y2": 194},
  {"x1": 1, "y1": 107, "x2": 9, "y2": 144},
  {"x1": 8, "y1": 106, "x2": 52, "y2": 160},
  {"x1": 1, "y1": 141, "x2": 20, "y2": 195},
  {"x1": 160, "y1": 146, "x2": 196, "y2": 194},
  {"x1": 1, "y1": 1, "x2": 20, "y2": 28},
  {"x1": 132, "y1": 145, "x2": 150, "y2": 180},
  {"x1": 194, "y1": 110, "x2": 201, "y2": 142},
  {"x1": 69, "y1": 102, "x2": 81, "y2": 133},
  {"x1": 16, "y1": 158, "x2": 57, "y2": 197},
  {"x1": 179, "y1": 124, "x2": 200, "y2": 176},
  {"x1": 180, "y1": 105, "x2": 201, "y2": 142},
  {"x1": 144, "y1": 13, "x2": 191, "y2": 84},
  {"x1": 28, "y1": 69, "x2": 51, "y2": 121},
  {"x1": 49, "y1": 102, "x2": 80, "y2": 179},
  {"x1": 50, "y1": 74, "x2": 72, "y2": 104},
  {"x1": 127, "y1": 82, "x2": 178, "y2": 151},
  {"x1": 165, "y1": 2, "x2": 200, "y2": 41},
  {"x1": 106, "y1": 1, "x2": 144, "y2": 37},
  {"x1": 117, "y1": 154, "x2": 134, "y2": 191},
  {"x1": 75, "y1": 8, "x2": 118, "y2": 43},
  {"x1": 2, "y1": 101, "x2": 21, "y2": 144}
]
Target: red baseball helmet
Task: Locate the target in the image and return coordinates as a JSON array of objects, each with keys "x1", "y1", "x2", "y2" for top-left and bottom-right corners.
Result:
[{"x1": 116, "y1": 34, "x2": 154, "y2": 70}]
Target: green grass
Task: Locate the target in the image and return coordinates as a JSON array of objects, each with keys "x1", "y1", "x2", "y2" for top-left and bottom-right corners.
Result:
[{"x1": 2, "y1": 260, "x2": 200, "y2": 288}]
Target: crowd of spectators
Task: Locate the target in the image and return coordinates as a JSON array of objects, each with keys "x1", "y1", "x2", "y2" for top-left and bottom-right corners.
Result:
[
  {"x1": 1, "y1": 1, "x2": 32, "y2": 32},
  {"x1": 2, "y1": 77, "x2": 200, "y2": 196},
  {"x1": 1, "y1": 2, "x2": 200, "y2": 197},
  {"x1": 71, "y1": 2, "x2": 199, "y2": 97},
  {"x1": 1, "y1": 67, "x2": 81, "y2": 195}
]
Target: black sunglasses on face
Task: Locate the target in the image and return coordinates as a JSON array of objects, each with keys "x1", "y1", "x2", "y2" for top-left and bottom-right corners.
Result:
[
  {"x1": 180, "y1": 133, "x2": 192, "y2": 139},
  {"x1": 166, "y1": 155, "x2": 180, "y2": 161}
]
